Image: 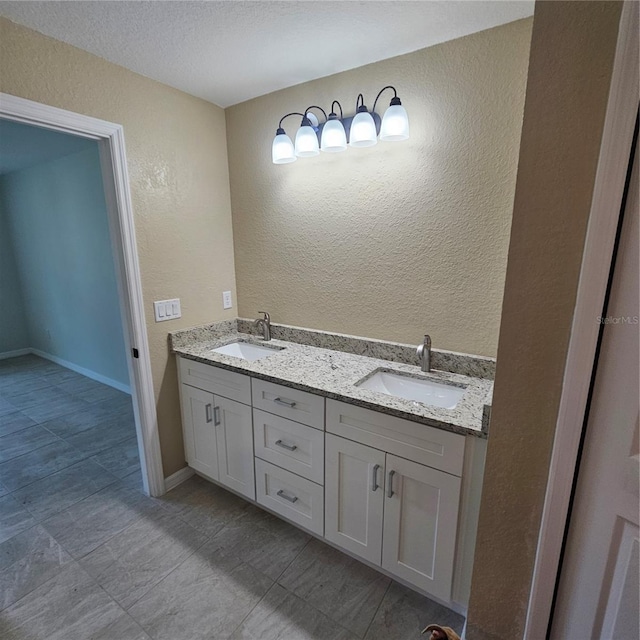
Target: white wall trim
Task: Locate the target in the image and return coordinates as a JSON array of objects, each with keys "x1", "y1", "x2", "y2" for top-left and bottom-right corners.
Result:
[
  {"x1": 524, "y1": 3, "x2": 639, "y2": 637},
  {"x1": 0, "y1": 93, "x2": 166, "y2": 498},
  {"x1": 164, "y1": 465, "x2": 195, "y2": 492},
  {"x1": 29, "y1": 348, "x2": 131, "y2": 394},
  {"x1": 0, "y1": 348, "x2": 32, "y2": 360}
]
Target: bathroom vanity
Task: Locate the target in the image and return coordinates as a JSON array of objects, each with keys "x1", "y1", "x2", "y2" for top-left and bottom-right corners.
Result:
[{"x1": 171, "y1": 319, "x2": 492, "y2": 613}]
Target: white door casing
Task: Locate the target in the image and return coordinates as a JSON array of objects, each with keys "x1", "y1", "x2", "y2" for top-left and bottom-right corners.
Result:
[{"x1": 550, "y1": 142, "x2": 639, "y2": 637}]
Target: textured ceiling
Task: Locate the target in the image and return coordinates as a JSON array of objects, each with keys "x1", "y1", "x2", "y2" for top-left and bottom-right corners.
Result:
[
  {"x1": 0, "y1": 120, "x2": 95, "y2": 175},
  {"x1": 0, "y1": 1, "x2": 534, "y2": 108}
]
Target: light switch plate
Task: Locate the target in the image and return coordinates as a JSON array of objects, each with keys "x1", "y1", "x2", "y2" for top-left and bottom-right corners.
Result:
[
  {"x1": 154, "y1": 298, "x2": 181, "y2": 322},
  {"x1": 222, "y1": 291, "x2": 233, "y2": 310}
]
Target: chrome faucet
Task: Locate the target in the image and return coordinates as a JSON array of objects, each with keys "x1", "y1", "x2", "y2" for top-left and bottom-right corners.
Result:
[
  {"x1": 416, "y1": 334, "x2": 432, "y2": 372},
  {"x1": 254, "y1": 311, "x2": 271, "y2": 341}
]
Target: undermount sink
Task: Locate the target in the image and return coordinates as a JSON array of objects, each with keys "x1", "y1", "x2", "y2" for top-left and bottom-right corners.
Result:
[
  {"x1": 210, "y1": 341, "x2": 283, "y2": 362},
  {"x1": 356, "y1": 369, "x2": 466, "y2": 409}
]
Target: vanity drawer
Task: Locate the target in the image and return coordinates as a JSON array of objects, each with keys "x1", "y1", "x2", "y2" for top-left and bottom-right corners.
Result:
[
  {"x1": 326, "y1": 399, "x2": 465, "y2": 476},
  {"x1": 178, "y1": 356, "x2": 251, "y2": 405},
  {"x1": 252, "y1": 379, "x2": 325, "y2": 430},
  {"x1": 255, "y1": 459, "x2": 324, "y2": 536},
  {"x1": 253, "y1": 409, "x2": 324, "y2": 484}
]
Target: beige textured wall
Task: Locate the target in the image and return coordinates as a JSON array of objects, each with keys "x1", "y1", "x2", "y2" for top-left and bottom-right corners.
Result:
[
  {"x1": 0, "y1": 18, "x2": 237, "y2": 477},
  {"x1": 226, "y1": 20, "x2": 533, "y2": 358},
  {"x1": 466, "y1": 2, "x2": 622, "y2": 639}
]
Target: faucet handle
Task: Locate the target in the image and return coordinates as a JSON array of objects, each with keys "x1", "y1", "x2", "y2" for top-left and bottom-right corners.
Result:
[{"x1": 258, "y1": 311, "x2": 270, "y2": 322}]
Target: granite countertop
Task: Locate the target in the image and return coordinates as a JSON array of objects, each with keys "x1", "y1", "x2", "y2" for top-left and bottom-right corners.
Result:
[{"x1": 170, "y1": 321, "x2": 493, "y2": 438}]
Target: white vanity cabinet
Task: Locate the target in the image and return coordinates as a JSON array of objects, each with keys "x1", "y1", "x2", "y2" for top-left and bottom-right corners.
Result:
[
  {"x1": 177, "y1": 356, "x2": 482, "y2": 609},
  {"x1": 178, "y1": 358, "x2": 255, "y2": 500},
  {"x1": 325, "y1": 400, "x2": 464, "y2": 602}
]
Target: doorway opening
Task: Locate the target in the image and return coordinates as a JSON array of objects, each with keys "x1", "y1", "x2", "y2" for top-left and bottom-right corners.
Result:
[{"x1": 0, "y1": 94, "x2": 164, "y2": 498}]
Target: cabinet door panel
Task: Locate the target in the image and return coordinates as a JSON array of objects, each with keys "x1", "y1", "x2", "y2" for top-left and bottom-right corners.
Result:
[
  {"x1": 325, "y1": 434, "x2": 385, "y2": 565},
  {"x1": 180, "y1": 384, "x2": 218, "y2": 479},
  {"x1": 215, "y1": 395, "x2": 255, "y2": 500},
  {"x1": 382, "y1": 454, "x2": 461, "y2": 602}
]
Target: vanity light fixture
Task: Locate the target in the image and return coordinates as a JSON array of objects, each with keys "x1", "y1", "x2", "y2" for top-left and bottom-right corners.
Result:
[{"x1": 271, "y1": 85, "x2": 409, "y2": 164}]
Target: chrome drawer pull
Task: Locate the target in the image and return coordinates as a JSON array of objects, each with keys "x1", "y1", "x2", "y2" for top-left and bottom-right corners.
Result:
[
  {"x1": 387, "y1": 470, "x2": 396, "y2": 498},
  {"x1": 213, "y1": 406, "x2": 221, "y2": 426},
  {"x1": 371, "y1": 464, "x2": 381, "y2": 491},
  {"x1": 275, "y1": 439, "x2": 297, "y2": 452},
  {"x1": 277, "y1": 489, "x2": 298, "y2": 503},
  {"x1": 273, "y1": 397, "x2": 296, "y2": 408},
  {"x1": 205, "y1": 403, "x2": 213, "y2": 423}
]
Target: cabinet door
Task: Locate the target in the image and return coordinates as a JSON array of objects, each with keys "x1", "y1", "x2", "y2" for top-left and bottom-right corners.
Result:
[
  {"x1": 180, "y1": 384, "x2": 218, "y2": 480},
  {"x1": 325, "y1": 434, "x2": 385, "y2": 565},
  {"x1": 382, "y1": 454, "x2": 461, "y2": 602},
  {"x1": 214, "y1": 395, "x2": 255, "y2": 500}
]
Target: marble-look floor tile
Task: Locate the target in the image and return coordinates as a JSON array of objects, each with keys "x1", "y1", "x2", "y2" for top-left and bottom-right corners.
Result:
[
  {"x1": 54, "y1": 376, "x2": 105, "y2": 396},
  {"x1": 6, "y1": 385, "x2": 71, "y2": 411},
  {"x1": 0, "y1": 494, "x2": 36, "y2": 544},
  {"x1": 22, "y1": 394, "x2": 92, "y2": 424},
  {"x1": 278, "y1": 539, "x2": 391, "y2": 638},
  {"x1": 12, "y1": 459, "x2": 117, "y2": 521},
  {"x1": 213, "y1": 504, "x2": 311, "y2": 580},
  {"x1": 42, "y1": 483, "x2": 160, "y2": 559},
  {"x1": 231, "y1": 583, "x2": 358, "y2": 640},
  {"x1": 91, "y1": 436, "x2": 140, "y2": 478},
  {"x1": 0, "y1": 396, "x2": 17, "y2": 418},
  {"x1": 0, "y1": 425, "x2": 60, "y2": 462},
  {"x1": 80, "y1": 507, "x2": 208, "y2": 609},
  {"x1": 128, "y1": 539, "x2": 273, "y2": 640},
  {"x1": 120, "y1": 467, "x2": 145, "y2": 492},
  {"x1": 0, "y1": 482, "x2": 9, "y2": 498},
  {"x1": 0, "y1": 524, "x2": 73, "y2": 610},
  {"x1": 77, "y1": 385, "x2": 129, "y2": 404},
  {"x1": 41, "y1": 403, "x2": 130, "y2": 438},
  {"x1": 64, "y1": 416, "x2": 137, "y2": 456},
  {"x1": 0, "y1": 562, "x2": 151, "y2": 640},
  {"x1": 156, "y1": 475, "x2": 249, "y2": 535},
  {"x1": 0, "y1": 375, "x2": 53, "y2": 398},
  {"x1": 0, "y1": 411, "x2": 37, "y2": 437},
  {"x1": 363, "y1": 581, "x2": 465, "y2": 640},
  {"x1": 0, "y1": 439, "x2": 89, "y2": 491}
]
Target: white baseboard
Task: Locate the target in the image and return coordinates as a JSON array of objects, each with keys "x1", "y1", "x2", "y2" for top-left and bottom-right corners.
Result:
[
  {"x1": 30, "y1": 348, "x2": 131, "y2": 394},
  {"x1": 0, "y1": 348, "x2": 32, "y2": 360},
  {"x1": 164, "y1": 466, "x2": 195, "y2": 492}
]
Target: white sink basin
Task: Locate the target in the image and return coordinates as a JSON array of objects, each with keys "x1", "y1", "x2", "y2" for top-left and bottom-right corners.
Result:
[
  {"x1": 356, "y1": 370, "x2": 465, "y2": 409},
  {"x1": 210, "y1": 341, "x2": 282, "y2": 362}
]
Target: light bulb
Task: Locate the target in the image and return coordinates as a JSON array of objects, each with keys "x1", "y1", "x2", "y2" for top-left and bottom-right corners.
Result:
[
  {"x1": 272, "y1": 129, "x2": 296, "y2": 164},
  {"x1": 295, "y1": 122, "x2": 320, "y2": 157},
  {"x1": 349, "y1": 110, "x2": 377, "y2": 147},
  {"x1": 320, "y1": 117, "x2": 347, "y2": 153},
  {"x1": 380, "y1": 101, "x2": 409, "y2": 141}
]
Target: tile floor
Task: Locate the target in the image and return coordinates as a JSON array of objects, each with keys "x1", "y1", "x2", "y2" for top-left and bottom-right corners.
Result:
[{"x1": 0, "y1": 354, "x2": 465, "y2": 639}]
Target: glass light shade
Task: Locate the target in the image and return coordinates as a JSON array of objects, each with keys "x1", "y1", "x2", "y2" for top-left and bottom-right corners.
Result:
[
  {"x1": 349, "y1": 111, "x2": 377, "y2": 147},
  {"x1": 272, "y1": 133, "x2": 296, "y2": 164},
  {"x1": 294, "y1": 125, "x2": 320, "y2": 157},
  {"x1": 320, "y1": 119, "x2": 347, "y2": 153},
  {"x1": 379, "y1": 104, "x2": 409, "y2": 141}
]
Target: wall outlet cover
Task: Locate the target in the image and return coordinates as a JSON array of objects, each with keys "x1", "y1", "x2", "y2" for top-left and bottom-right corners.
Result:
[{"x1": 223, "y1": 291, "x2": 233, "y2": 310}]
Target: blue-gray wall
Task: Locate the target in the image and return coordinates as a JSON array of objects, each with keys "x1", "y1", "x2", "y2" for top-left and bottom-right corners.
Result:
[
  {"x1": 0, "y1": 197, "x2": 29, "y2": 352},
  {"x1": 0, "y1": 145, "x2": 129, "y2": 386}
]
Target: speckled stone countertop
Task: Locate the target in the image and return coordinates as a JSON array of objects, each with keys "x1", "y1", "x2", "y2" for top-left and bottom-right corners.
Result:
[{"x1": 170, "y1": 320, "x2": 493, "y2": 438}]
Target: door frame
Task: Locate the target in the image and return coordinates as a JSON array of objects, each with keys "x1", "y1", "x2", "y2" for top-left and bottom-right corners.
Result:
[
  {"x1": 523, "y1": 2, "x2": 639, "y2": 636},
  {"x1": 0, "y1": 93, "x2": 165, "y2": 497}
]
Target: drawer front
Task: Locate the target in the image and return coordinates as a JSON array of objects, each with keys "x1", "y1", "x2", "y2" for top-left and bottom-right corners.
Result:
[
  {"x1": 255, "y1": 459, "x2": 324, "y2": 536},
  {"x1": 179, "y1": 356, "x2": 251, "y2": 405},
  {"x1": 252, "y1": 379, "x2": 325, "y2": 430},
  {"x1": 326, "y1": 400, "x2": 465, "y2": 476},
  {"x1": 253, "y1": 409, "x2": 324, "y2": 484}
]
